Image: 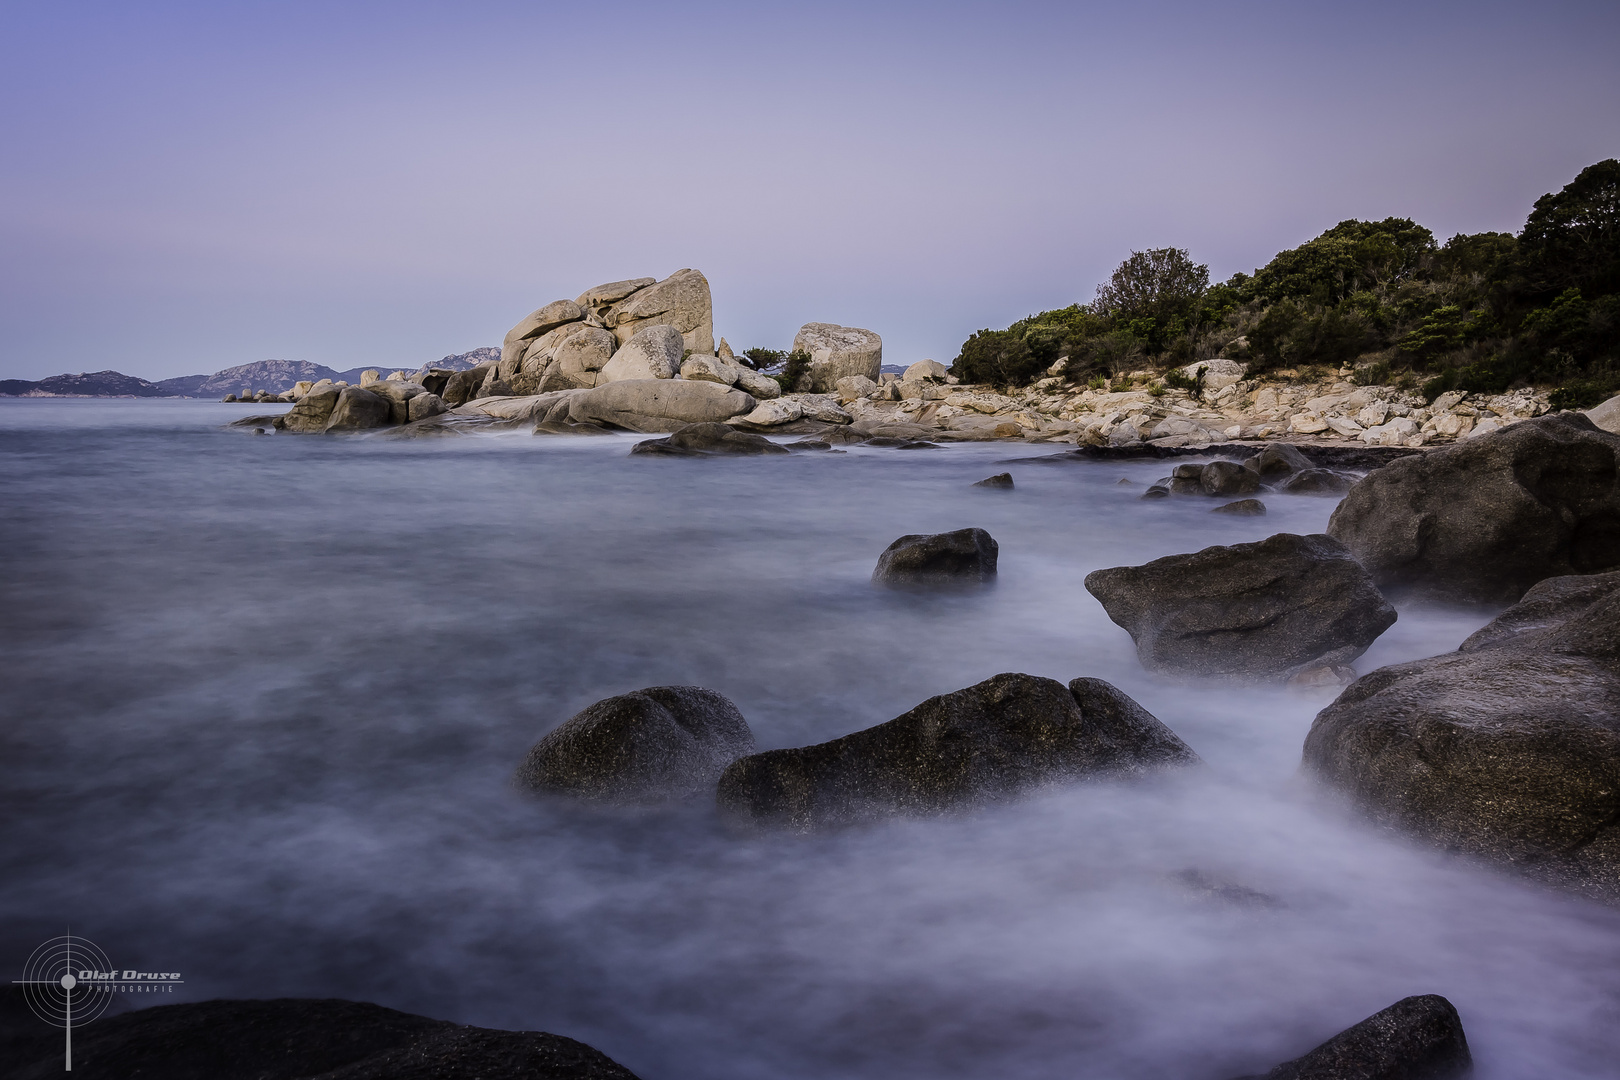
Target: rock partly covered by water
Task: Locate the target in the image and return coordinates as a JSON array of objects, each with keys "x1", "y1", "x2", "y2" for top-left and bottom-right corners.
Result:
[
  {"x1": 716, "y1": 673, "x2": 1199, "y2": 829},
  {"x1": 1085, "y1": 533, "x2": 1397, "y2": 681},
  {"x1": 873, "y1": 528, "x2": 999, "y2": 585},
  {"x1": 0, "y1": 995, "x2": 642, "y2": 1080},
  {"x1": 516, "y1": 686, "x2": 756, "y2": 803},
  {"x1": 630, "y1": 423, "x2": 790, "y2": 456},
  {"x1": 1231, "y1": 995, "x2": 1472, "y2": 1080},
  {"x1": 1304, "y1": 573, "x2": 1620, "y2": 903},
  {"x1": 1327, "y1": 413, "x2": 1620, "y2": 604},
  {"x1": 567, "y1": 379, "x2": 756, "y2": 433}
]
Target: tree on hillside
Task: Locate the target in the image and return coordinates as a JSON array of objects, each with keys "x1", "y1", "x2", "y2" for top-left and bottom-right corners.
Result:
[
  {"x1": 1246, "y1": 218, "x2": 1435, "y2": 306},
  {"x1": 1091, "y1": 248, "x2": 1209, "y2": 329},
  {"x1": 1518, "y1": 158, "x2": 1620, "y2": 299}
]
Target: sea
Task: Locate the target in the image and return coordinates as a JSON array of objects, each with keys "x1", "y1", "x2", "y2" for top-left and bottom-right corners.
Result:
[{"x1": 2, "y1": 398, "x2": 1617, "y2": 1079}]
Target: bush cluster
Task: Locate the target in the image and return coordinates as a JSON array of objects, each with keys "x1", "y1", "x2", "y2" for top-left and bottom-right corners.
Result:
[{"x1": 950, "y1": 159, "x2": 1620, "y2": 403}]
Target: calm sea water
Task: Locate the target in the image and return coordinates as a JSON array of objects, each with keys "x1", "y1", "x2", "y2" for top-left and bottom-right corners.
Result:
[{"x1": 2, "y1": 399, "x2": 1617, "y2": 1079}]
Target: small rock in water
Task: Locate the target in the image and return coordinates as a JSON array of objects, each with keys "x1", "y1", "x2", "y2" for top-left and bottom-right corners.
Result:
[
  {"x1": 1279, "y1": 468, "x2": 1354, "y2": 495},
  {"x1": 1212, "y1": 499, "x2": 1266, "y2": 516},
  {"x1": 516, "y1": 686, "x2": 756, "y2": 803},
  {"x1": 1228, "y1": 995, "x2": 1471, "y2": 1080},
  {"x1": 973, "y1": 472, "x2": 1014, "y2": 489},
  {"x1": 1287, "y1": 663, "x2": 1356, "y2": 690},
  {"x1": 788, "y1": 439, "x2": 834, "y2": 452},
  {"x1": 251, "y1": 427, "x2": 268, "y2": 436},
  {"x1": 873, "y1": 527, "x2": 998, "y2": 585},
  {"x1": 630, "y1": 423, "x2": 790, "y2": 456},
  {"x1": 1115, "y1": 477, "x2": 1133, "y2": 485}
]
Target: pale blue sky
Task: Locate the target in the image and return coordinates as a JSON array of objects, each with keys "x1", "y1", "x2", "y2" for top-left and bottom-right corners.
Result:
[{"x1": 1, "y1": 0, "x2": 1617, "y2": 380}]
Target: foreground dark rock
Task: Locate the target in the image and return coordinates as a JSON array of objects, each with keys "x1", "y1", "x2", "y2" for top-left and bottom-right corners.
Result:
[
  {"x1": 629, "y1": 423, "x2": 789, "y2": 456},
  {"x1": 873, "y1": 528, "x2": 998, "y2": 585},
  {"x1": 1304, "y1": 576, "x2": 1620, "y2": 903},
  {"x1": 0, "y1": 994, "x2": 640, "y2": 1080},
  {"x1": 716, "y1": 673, "x2": 1199, "y2": 829},
  {"x1": 1085, "y1": 533, "x2": 1397, "y2": 681},
  {"x1": 1231, "y1": 995, "x2": 1471, "y2": 1080},
  {"x1": 516, "y1": 686, "x2": 756, "y2": 803},
  {"x1": 1328, "y1": 413, "x2": 1620, "y2": 603}
]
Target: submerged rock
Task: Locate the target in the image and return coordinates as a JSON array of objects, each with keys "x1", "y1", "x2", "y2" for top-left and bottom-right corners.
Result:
[
  {"x1": 973, "y1": 472, "x2": 1015, "y2": 489},
  {"x1": 1230, "y1": 995, "x2": 1471, "y2": 1080},
  {"x1": 1212, "y1": 499, "x2": 1267, "y2": 516},
  {"x1": 1303, "y1": 577, "x2": 1620, "y2": 903},
  {"x1": 1327, "y1": 412, "x2": 1620, "y2": 603},
  {"x1": 0, "y1": 995, "x2": 642, "y2": 1080},
  {"x1": 716, "y1": 673, "x2": 1199, "y2": 829},
  {"x1": 516, "y1": 686, "x2": 756, "y2": 803},
  {"x1": 629, "y1": 423, "x2": 790, "y2": 456},
  {"x1": 1085, "y1": 533, "x2": 1397, "y2": 681},
  {"x1": 873, "y1": 528, "x2": 998, "y2": 585}
]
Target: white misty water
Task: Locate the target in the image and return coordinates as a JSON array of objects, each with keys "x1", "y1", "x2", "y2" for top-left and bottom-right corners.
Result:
[{"x1": 2, "y1": 399, "x2": 1617, "y2": 1079}]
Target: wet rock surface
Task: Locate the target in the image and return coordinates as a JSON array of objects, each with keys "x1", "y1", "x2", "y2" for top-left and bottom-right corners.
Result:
[
  {"x1": 872, "y1": 527, "x2": 998, "y2": 585},
  {"x1": 1327, "y1": 413, "x2": 1620, "y2": 603},
  {"x1": 1304, "y1": 579, "x2": 1620, "y2": 903},
  {"x1": 630, "y1": 423, "x2": 790, "y2": 456},
  {"x1": 0, "y1": 994, "x2": 642, "y2": 1080},
  {"x1": 716, "y1": 673, "x2": 1199, "y2": 829},
  {"x1": 1085, "y1": 533, "x2": 1397, "y2": 681},
  {"x1": 1230, "y1": 995, "x2": 1471, "y2": 1080},
  {"x1": 973, "y1": 472, "x2": 1015, "y2": 488},
  {"x1": 517, "y1": 686, "x2": 756, "y2": 803}
]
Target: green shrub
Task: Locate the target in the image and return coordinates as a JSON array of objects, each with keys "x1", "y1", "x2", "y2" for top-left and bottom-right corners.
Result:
[
  {"x1": 741, "y1": 348, "x2": 785, "y2": 371},
  {"x1": 771, "y1": 350, "x2": 812, "y2": 392},
  {"x1": 1162, "y1": 365, "x2": 1203, "y2": 395}
]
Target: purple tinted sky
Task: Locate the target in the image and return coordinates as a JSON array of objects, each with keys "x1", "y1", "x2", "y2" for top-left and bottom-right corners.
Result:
[{"x1": 1, "y1": 1, "x2": 1617, "y2": 381}]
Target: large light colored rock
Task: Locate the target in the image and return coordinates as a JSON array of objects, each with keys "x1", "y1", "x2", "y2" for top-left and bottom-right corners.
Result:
[
  {"x1": 903, "y1": 359, "x2": 947, "y2": 382},
  {"x1": 568, "y1": 379, "x2": 755, "y2": 433},
  {"x1": 535, "y1": 325, "x2": 617, "y2": 392},
  {"x1": 1361, "y1": 417, "x2": 1419, "y2": 445},
  {"x1": 835, "y1": 375, "x2": 878, "y2": 403},
  {"x1": 787, "y1": 394, "x2": 853, "y2": 424},
  {"x1": 363, "y1": 379, "x2": 428, "y2": 424},
  {"x1": 680, "y1": 355, "x2": 738, "y2": 385},
  {"x1": 598, "y1": 324, "x2": 685, "y2": 384},
  {"x1": 794, "y1": 323, "x2": 882, "y2": 392},
  {"x1": 735, "y1": 399, "x2": 804, "y2": 426},
  {"x1": 324, "y1": 386, "x2": 392, "y2": 432},
  {"x1": 1588, "y1": 394, "x2": 1620, "y2": 435},
  {"x1": 602, "y1": 269, "x2": 714, "y2": 356},
  {"x1": 733, "y1": 365, "x2": 781, "y2": 400},
  {"x1": 575, "y1": 277, "x2": 656, "y2": 311},
  {"x1": 502, "y1": 299, "x2": 584, "y2": 367},
  {"x1": 1177, "y1": 358, "x2": 1246, "y2": 392}
]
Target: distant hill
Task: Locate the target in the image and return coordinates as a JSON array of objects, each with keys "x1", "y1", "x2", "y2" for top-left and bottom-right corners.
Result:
[
  {"x1": 0, "y1": 370, "x2": 168, "y2": 397},
  {"x1": 1, "y1": 348, "x2": 499, "y2": 398}
]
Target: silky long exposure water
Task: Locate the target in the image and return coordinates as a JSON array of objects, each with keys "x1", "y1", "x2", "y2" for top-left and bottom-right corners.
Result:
[{"x1": 2, "y1": 399, "x2": 1617, "y2": 1079}]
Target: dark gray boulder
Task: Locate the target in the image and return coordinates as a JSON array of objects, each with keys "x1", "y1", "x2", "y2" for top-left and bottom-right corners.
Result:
[
  {"x1": 1202, "y1": 460, "x2": 1261, "y2": 496},
  {"x1": 516, "y1": 686, "x2": 755, "y2": 803},
  {"x1": 1327, "y1": 412, "x2": 1620, "y2": 603},
  {"x1": 1213, "y1": 499, "x2": 1267, "y2": 516},
  {"x1": 441, "y1": 364, "x2": 495, "y2": 406},
  {"x1": 1231, "y1": 995, "x2": 1471, "y2": 1080},
  {"x1": 324, "y1": 386, "x2": 392, "y2": 431},
  {"x1": 873, "y1": 528, "x2": 998, "y2": 585},
  {"x1": 1085, "y1": 533, "x2": 1397, "y2": 681},
  {"x1": 973, "y1": 472, "x2": 1015, "y2": 488},
  {"x1": 1303, "y1": 580, "x2": 1620, "y2": 903},
  {"x1": 1248, "y1": 441, "x2": 1315, "y2": 478},
  {"x1": 716, "y1": 673, "x2": 1199, "y2": 829},
  {"x1": 275, "y1": 388, "x2": 340, "y2": 432},
  {"x1": 0, "y1": 994, "x2": 641, "y2": 1080},
  {"x1": 1460, "y1": 569, "x2": 1620, "y2": 650},
  {"x1": 1279, "y1": 468, "x2": 1355, "y2": 495},
  {"x1": 629, "y1": 422, "x2": 790, "y2": 456}
]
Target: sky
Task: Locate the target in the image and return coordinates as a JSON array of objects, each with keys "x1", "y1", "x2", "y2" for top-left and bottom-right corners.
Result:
[{"x1": 1, "y1": 0, "x2": 1617, "y2": 381}]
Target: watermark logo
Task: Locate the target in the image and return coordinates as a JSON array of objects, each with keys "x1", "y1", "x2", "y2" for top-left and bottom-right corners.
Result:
[{"x1": 13, "y1": 933, "x2": 183, "y2": 1072}]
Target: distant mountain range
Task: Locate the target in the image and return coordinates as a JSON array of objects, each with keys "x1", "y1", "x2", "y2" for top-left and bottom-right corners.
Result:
[{"x1": 0, "y1": 349, "x2": 498, "y2": 398}]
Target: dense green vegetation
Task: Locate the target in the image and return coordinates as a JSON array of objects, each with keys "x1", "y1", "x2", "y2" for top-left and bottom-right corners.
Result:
[{"x1": 951, "y1": 159, "x2": 1620, "y2": 407}]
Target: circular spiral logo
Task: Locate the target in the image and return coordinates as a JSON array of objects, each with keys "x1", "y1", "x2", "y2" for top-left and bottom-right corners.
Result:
[{"x1": 17, "y1": 935, "x2": 116, "y2": 1029}]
